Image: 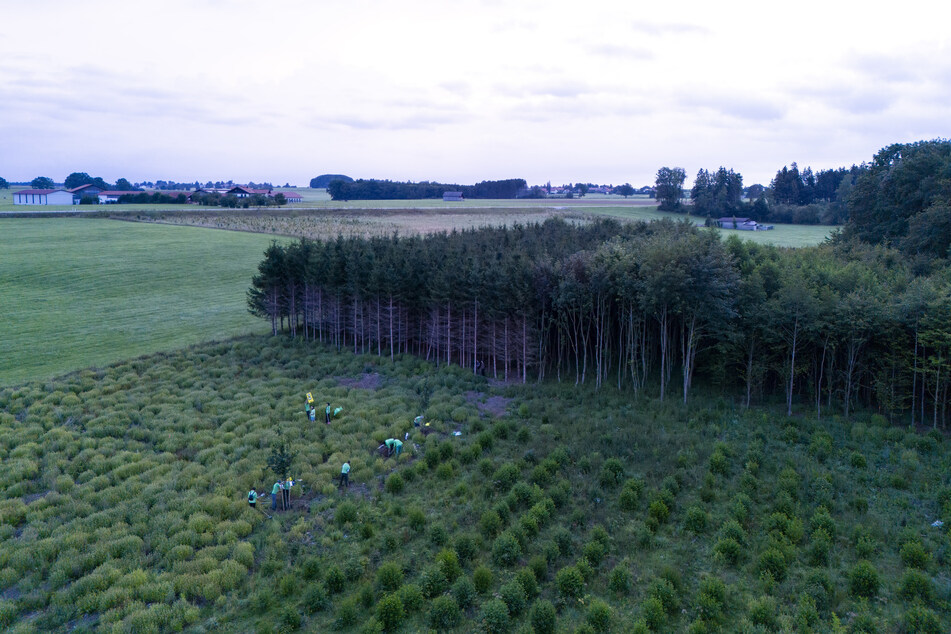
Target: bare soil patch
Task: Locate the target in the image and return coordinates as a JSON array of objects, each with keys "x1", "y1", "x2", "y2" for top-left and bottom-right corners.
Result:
[
  {"x1": 337, "y1": 372, "x2": 384, "y2": 390},
  {"x1": 465, "y1": 391, "x2": 512, "y2": 418}
]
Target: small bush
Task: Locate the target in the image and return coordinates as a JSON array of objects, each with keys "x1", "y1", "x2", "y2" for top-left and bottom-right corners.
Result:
[
  {"x1": 427, "y1": 595, "x2": 461, "y2": 631},
  {"x1": 376, "y1": 593, "x2": 404, "y2": 631},
  {"x1": 598, "y1": 458, "x2": 625, "y2": 487},
  {"x1": 493, "y1": 531, "x2": 522, "y2": 567},
  {"x1": 648, "y1": 577, "x2": 679, "y2": 614},
  {"x1": 326, "y1": 565, "x2": 345, "y2": 594},
  {"x1": 336, "y1": 501, "x2": 358, "y2": 525},
  {"x1": 376, "y1": 561, "x2": 403, "y2": 592},
  {"x1": 396, "y1": 583, "x2": 423, "y2": 613},
  {"x1": 480, "y1": 510, "x2": 503, "y2": 538},
  {"x1": 420, "y1": 565, "x2": 449, "y2": 598},
  {"x1": 756, "y1": 548, "x2": 787, "y2": 582},
  {"x1": 850, "y1": 451, "x2": 867, "y2": 468},
  {"x1": 808, "y1": 528, "x2": 832, "y2": 566},
  {"x1": 474, "y1": 565, "x2": 493, "y2": 594},
  {"x1": 479, "y1": 598, "x2": 510, "y2": 634},
  {"x1": 430, "y1": 523, "x2": 449, "y2": 546},
  {"x1": 648, "y1": 499, "x2": 670, "y2": 524},
  {"x1": 849, "y1": 560, "x2": 880, "y2": 598},
  {"x1": 608, "y1": 564, "x2": 632, "y2": 594},
  {"x1": 436, "y1": 548, "x2": 462, "y2": 582},
  {"x1": 555, "y1": 565, "x2": 584, "y2": 599},
  {"x1": 529, "y1": 599, "x2": 557, "y2": 634},
  {"x1": 684, "y1": 505, "x2": 708, "y2": 534},
  {"x1": 903, "y1": 605, "x2": 941, "y2": 634},
  {"x1": 407, "y1": 507, "x2": 426, "y2": 532},
  {"x1": 899, "y1": 540, "x2": 929, "y2": 569},
  {"x1": 697, "y1": 575, "x2": 727, "y2": 624},
  {"x1": 642, "y1": 596, "x2": 665, "y2": 630},
  {"x1": 515, "y1": 567, "x2": 538, "y2": 599},
  {"x1": 586, "y1": 598, "x2": 612, "y2": 632},
  {"x1": 499, "y1": 579, "x2": 526, "y2": 615},
  {"x1": 748, "y1": 595, "x2": 777, "y2": 629},
  {"x1": 810, "y1": 506, "x2": 836, "y2": 538},
  {"x1": 334, "y1": 596, "x2": 359, "y2": 629},
  {"x1": 493, "y1": 462, "x2": 520, "y2": 490},
  {"x1": 619, "y1": 477, "x2": 644, "y2": 511},
  {"x1": 452, "y1": 576, "x2": 477, "y2": 609},
  {"x1": 384, "y1": 472, "x2": 404, "y2": 494},
  {"x1": 582, "y1": 539, "x2": 607, "y2": 566},
  {"x1": 454, "y1": 533, "x2": 477, "y2": 563},
  {"x1": 899, "y1": 569, "x2": 934, "y2": 604},
  {"x1": 529, "y1": 555, "x2": 548, "y2": 581},
  {"x1": 302, "y1": 583, "x2": 329, "y2": 613}
]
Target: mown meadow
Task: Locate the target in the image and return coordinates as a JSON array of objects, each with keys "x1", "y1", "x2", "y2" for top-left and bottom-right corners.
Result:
[
  {"x1": 1, "y1": 336, "x2": 949, "y2": 632},
  {"x1": 0, "y1": 219, "x2": 284, "y2": 385}
]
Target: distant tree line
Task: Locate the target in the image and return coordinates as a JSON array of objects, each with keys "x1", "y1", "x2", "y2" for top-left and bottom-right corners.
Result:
[
  {"x1": 311, "y1": 174, "x2": 353, "y2": 188},
  {"x1": 249, "y1": 217, "x2": 951, "y2": 425},
  {"x1": 327, "y1": 178, "x2": 527, "y2": 200}
]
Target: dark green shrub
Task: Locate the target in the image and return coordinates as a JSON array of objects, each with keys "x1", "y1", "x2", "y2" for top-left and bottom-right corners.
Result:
[
  {"x1": 384, "y1": 472, "x2": 404, "y2": 494},
  {"x1": 748, "y1": 595, "x2": 777, "y2": 629},
  {"x1": 454, "y1": 533, "x2": 477, "y2": 563},
  {"x1": 427, "y1": 595, "x2": 461, "y2": 631},
  {"x1": 648, "y1": 499, "x2": 670, "y2": 523},
  {"x1": 334, "y1": 596, "x2": 359, "y2": 629},
  {"x1": 903, "y1": 605, "x2": 941, "y2": 634},
  {"x1": 376, "y1": 561, "x2": 403, "y2": 592},
  {"x1": 684, "y1": 505, "x2": 708, "y2": 533},
  {"x1": 575, "y1": 556, "x2": 594, "y2": 580},
  {"x1": 376, "y1": 593, "x2": 404, "y2": 631},
  {"x1": 802, "y1": 569, "x2": 833, "y2": 612},
  {"x1": 648, "y1": 577, "x2": 679, "y2": 614},
  {"x1": 480, "y1": 510, "x2": 503, "y2": 538},
  {"x1": 642, "y1": 596, "x2": 665, "y2": 630},
  {"x1": 709, "y1": 448, "x2": 728, "y2": 475},
  {"x1": 493, "y1": 462, "x2": 520, "y2": 490},
  {"x1": 619, "y1": 477, "x2": 644, "y2": 511},
  {"x1": 436, "y1": 548, "x2": 461, "y2": 582},
  {"x1": 407, "y1": 507, "x2": 426, "y2": 532},
  {"x1": 808, "y1": 528, "x2": 832, "y2": 566},
  {"x1": 492, "y1": 531, "x2": 522, "y2": 566},
  {"x1": 396, "y1": 583, "x2": 423, "y2": 613},
  {"x1": 499, "y1": 579, "x2": 526, "y2": 615},
  {"x1": 850, "y1": 451, "x2": 867, "y2": 468},
  {"x1": 529, "y1": 599, "x2": 557, "y2": 634},
  {"x1": 515, "y1": 568, "x2": 538, "y2": 599},
  {"x1": 900, "y1": 540, "x2": 929, "y2": 569},
  {"x1": 555, "y1": 565, "x2": 584, "y2": 599},
  {"x1": 810, "y1": 506, "x2": 836, "y2": 538},
  {"x1": 598, "y1": 458, "x2": 625, "y2": 487},
  {"x1": 849, "y1": 560, "x2": 880, "y2": 598},
  {"x1": 586, "y1": 598, "x2": 612, "y2": 632},
  {"x1": 479, "y1": 598, "x2": 510, "y2": 634},
  {"x1": 336, "y1": 501, "x2": 358, "y2": 525},
  {"x1": 553, "y1": 527, "x2": 573, "y2": 555},
  {"x1": 582, "y1": 539, "x2": 607, "y2": 566},
  {"x1": 326, "y1": 565, "x2": 345, "y2": 594},
  {"x1": 474, "y1": 565, "x2": 493, "y2": 594},
  {"x1": 794, "y1": 592, "x2": 819, "y2": 632},
  {"x1": 420, "y1": 565, "x2": 448, "y2": 598},
  {"x1": 430, "y1": 523, "x2": 449, "y2": 546},
  {"x1": 756, "y1": 548, "x2": 787, "y2": 582},
  {"x1": 302, "y1": 583, "x2": 329, "y2": 613},
  {"x1": 359, "y1": 582, "x2": 375, "y2": 608},
  {"x1": 899, "y1": 569, "x2": 934, "y2": 604},
  {"x1": 301, "y1": 555, "x2": 322, "y2": 580},
  {"x1": 608, "y1": 564, "x2": 632, "y2": 594},
  {"x1": 697, "y1": 575, "x2": 726, "y2": 624},
  {"x1": 529, "y1": 555, "x2": 548, "y2": 581},
  {"x1": 451, "y1": 576, "x2": 477, "y2": 609}
]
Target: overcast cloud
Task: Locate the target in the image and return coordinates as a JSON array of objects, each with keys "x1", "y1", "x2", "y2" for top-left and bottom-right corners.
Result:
[{"x1": 1, "y1": 0, "x2": 949, "y2": 187}]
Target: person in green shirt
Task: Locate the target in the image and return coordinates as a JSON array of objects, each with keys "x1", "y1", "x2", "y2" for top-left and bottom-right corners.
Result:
[
  {"x1": 325, "y1": 402, "x2": 332, "y2": 424},
  {"x1": 340, "y1": 460, "x2": 351, "y2": 488},
  {"x1": 271, "y1": 481, "x2": 281, "y2": 511},
  {"x1": 248, "y1": 489, "x2": 258, "y2": 508},
  {"x1": 393, "y1": 438, "x2": 403, "y2": 457}
]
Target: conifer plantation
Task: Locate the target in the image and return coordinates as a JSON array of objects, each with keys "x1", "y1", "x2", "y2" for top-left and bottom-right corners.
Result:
[{"x1": 249, "y1": 218, "x2": 951, "y2": 423}]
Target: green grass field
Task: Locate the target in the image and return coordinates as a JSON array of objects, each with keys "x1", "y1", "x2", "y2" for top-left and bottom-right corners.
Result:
[
  {"x1": 1, "y1": 337, "x2": 947, "y2": 632},
  {"x1": 0, "y1": 219, "x2": 285, "y2": 386}
]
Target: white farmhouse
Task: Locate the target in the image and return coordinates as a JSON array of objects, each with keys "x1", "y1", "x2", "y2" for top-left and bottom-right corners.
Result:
[{"x1": 13, "y1": 189, "x2": 75, "y2": 205}]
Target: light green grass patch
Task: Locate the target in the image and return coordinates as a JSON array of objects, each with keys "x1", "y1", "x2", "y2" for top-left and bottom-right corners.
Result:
[{"x1": 0, "y1": 218, "x2": 285, "y2": 385}]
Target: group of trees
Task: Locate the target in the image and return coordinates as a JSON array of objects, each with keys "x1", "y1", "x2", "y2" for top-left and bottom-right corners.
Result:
[
  {"x1": 327, "y1": 179, "x2": 527, "y2": 201},
  {"x1": 310, "y1": 174, "x2": 353, "y2": 188},
  {"x1": 690, "y1": 168, "x2": 744, "y2": 217},
  {"x1": 191, "y1": 192, "x2": 287, "y2": 208},
  {"x1": 249, "y1": 218, "x2": 951, "y2": 425}
]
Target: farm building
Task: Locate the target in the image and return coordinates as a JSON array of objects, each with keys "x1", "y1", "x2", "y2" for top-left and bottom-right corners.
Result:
[
  {"x1": 69, "y1": 184, "x2": 106, "y2": 197},
  {"x1": 717, "y1": 217, "x2": 773, "y2": 231},
  {"x1": 281, "y1": 192, "x2": 302, "y2": 203},
  {"x1": 443, "y1": 191, "x2": 464, "y2": 201},
  {"x1": 227, "y1": 186, "x2": 273, "y2": 198},
  {"x1": 97, "y1": 191, "x2": 127, "y2": 204},
  {"x1": 13, "y1": 189, "x2": 75, "y2": 205}
]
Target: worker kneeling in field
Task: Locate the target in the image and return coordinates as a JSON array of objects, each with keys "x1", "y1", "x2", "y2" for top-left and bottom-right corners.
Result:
[
  {"x1": 248, "y1": 489, "x2": 258, "y2": 508},
  {"x1": 384, "y1": 437, "x2": 403, "y2": 458}
]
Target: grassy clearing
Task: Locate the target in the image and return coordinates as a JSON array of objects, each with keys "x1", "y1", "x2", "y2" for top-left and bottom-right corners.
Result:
[
  {"x1": 0, "y1": 219, "x2": 285, "y2": 386},
  {"x1": 1, "y1": 337, "x2": 949, "y2": 632}
]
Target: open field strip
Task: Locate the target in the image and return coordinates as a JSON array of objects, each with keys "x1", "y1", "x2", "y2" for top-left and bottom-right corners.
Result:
[{"x1": 0, "y1": 218, "x2": 285, "y2": 386}]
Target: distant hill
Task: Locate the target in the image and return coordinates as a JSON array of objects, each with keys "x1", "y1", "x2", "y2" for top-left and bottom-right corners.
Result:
[{"x1": 310, "y1": 174, "x2": 354, "y2": 188}]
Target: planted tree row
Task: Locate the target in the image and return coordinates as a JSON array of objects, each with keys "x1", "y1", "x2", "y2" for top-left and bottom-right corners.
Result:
[{"x1": 249, "y1": 218, "x2": 951, "y2": 424}]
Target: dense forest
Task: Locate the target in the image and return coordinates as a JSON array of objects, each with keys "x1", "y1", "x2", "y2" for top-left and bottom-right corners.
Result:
[
  {"x1": 247, "y1": 219, "x2": 949, "y2": 426},
  {"x1": 327, "y1": 179, "x2": 527, "y2": 201}
]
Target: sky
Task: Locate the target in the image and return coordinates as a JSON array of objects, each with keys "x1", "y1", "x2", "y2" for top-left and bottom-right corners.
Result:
[{"x1": 2, "y1": 0, "x2": 950, "y2": 188}]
